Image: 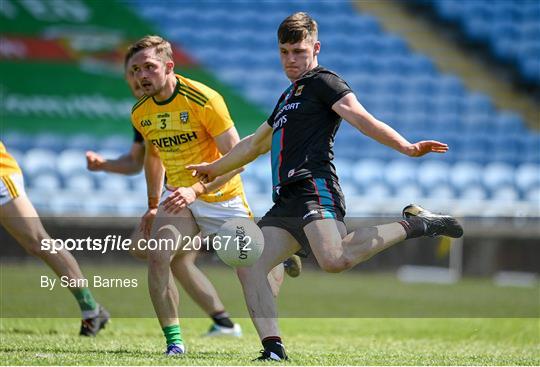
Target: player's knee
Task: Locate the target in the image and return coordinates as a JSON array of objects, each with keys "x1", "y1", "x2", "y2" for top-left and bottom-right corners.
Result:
[
  {"x1": 147, "y1": 253, "x2": 169, "y2": 271},
  {"x1": 23, "y1": 242, "x2": 43, "y2": 258}
]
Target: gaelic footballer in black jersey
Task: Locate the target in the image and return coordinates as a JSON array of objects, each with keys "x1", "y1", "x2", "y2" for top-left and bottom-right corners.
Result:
[{"x1": 259, "y1": 66, "x2": 352, "y2": 256}]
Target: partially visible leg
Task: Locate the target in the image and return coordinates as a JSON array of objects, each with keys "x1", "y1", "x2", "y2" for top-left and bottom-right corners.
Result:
[
  {"x1": 171, "y1": 249, "x2": 242, "y2": 337},
  {"x1": 170, "y1": 249, "x2": 226, "y2": 315},
  {"x1": 1, "y1": 196, "x2": 87, "y2": 281},
  {"x1": 128, "y1": 225, "x2": 147, "y2": 260},
  {"x1": 236, "y1": 226, "x2": 300, "y2": 361},
  {"x1": 267, "y1": 263, "x2": 284, "y2": 297},
  {"x1": 146, "y1": 207, "x2": 198, "y2": 351},
  {"x1": 283, "y1": 255, "x2": 302, "y2": 278},
  {"x1": 0, "y1": 195, "x2": 108, "y2": 335}
]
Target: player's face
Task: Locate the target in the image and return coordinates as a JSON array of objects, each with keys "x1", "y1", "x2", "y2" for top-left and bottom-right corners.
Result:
[
  {"x1": 125, "y1": 70, "x2": 144, "y2": 99},
  {"x1": 127, "y1": 47, "x2": 172, "y2": 97},
  {"x1": 279, "y1": 37, "x2": 320, "y2": 81}
]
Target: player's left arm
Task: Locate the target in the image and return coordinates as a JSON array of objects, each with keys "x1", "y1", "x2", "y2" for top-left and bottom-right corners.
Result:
[{"x1": 333, "y1": 93, "x2": 448, "y2": 157}]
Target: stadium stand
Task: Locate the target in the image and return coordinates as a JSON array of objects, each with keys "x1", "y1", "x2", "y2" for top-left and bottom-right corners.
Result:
[
  {"x1": 411, "y1": 0, "x2": 540, "y2": 85},
  {"x1": 3, "y1": 0, "x2": 538, "y2": 217}
]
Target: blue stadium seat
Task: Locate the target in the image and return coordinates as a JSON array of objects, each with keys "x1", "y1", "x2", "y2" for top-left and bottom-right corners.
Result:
[
  {"x1": 2, "y1": 132, "x2": 33, "y2": 152},
  {"x1": 438, "y1": 74, "x2": 466, "y2": 96},
  {"x1": 491, "y1": 185, "x2": 520, "y2": 202},
  {"x1": 525, "y1": 186, "x2": 540, "y2": 202},
  {"x1": 28, "y1": 172, "x2": 62, "y2": 192},
  {"x1": 429, "y1": 0, "x2": 540, "y2": 82},
  {"x1": 361, "y1": 182, "x2": 392, "y2": 198},
  {"x1": 64, "y1": 173, "x2": 96, "y2": 193},
  {"x1": 493, "y1": 111, "x2": 527, "y2": 135},
  {"x1": 482, "y1": 162, "x2": 515, "y2": 191},
  {"x1": 450, "y1": 161, "x2": 483, "y2": 191},
  {"x1": 459, "y1": 184, "x2": 488, "y2": 201},
  {"x1": 463, "y1": 92, "x2": 494, "y2": 115},
  {"x1": 65, "y1": 134, "x2": 99, "y2": 151},
  {"x1": 515, "y1": 163, "x2": 540, "y2": 192},
  {"x1": 240, "y1": 178, "x2": 262, "y2": 198},
  {"x1": 7, "y1": 148, "x2": 24, "y2": 166},
  {"x1": 384, "y1": 160, "x2": 417, "y2": 189},
  {"x1": 127, "y1": 172, "x2": 146, "y2": 193},
  {"x1": 98, "y1": 175, "x2": 131, "y2": 193},
  {"x1": 32, "y1": 133, "x2": 65, "y2": 152},
  {"x1": 333, "y1": 158, "x2": 355, "y2": 181},
  {"x1": 352, "y1": 159, "x2": 385, "y2": 187},
  {"x1": 393, "y1": 183, "x2": 424, "y2": 200},
  {"x1": 417, "y1": 160, "x2": 451, "y2": 190},
  {"x1": 56, "y1": 149, "x2": 87, "y2": 177},
  {"x1": 339, "y1": 181, "x2": 360, "y2": 199},
  {"x1": 23, "y1": 148, "x2": 57, "y2": 176},
  {"x1": 426, "y1": 184, "x2": 456, "y2": 200}
]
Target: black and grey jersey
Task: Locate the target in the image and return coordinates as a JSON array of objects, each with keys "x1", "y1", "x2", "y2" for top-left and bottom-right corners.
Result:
[{"x1": 266, "y1": 66, "x2": 352, "y2": 200}]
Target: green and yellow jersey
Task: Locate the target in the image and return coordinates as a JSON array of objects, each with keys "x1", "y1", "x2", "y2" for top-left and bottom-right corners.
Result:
[
  {"x1": 131, "y1": 74, "x2": 245, "y2": 203},
  {"x1": 0, "y1": 141, "x2": 22, "y2": 177}
]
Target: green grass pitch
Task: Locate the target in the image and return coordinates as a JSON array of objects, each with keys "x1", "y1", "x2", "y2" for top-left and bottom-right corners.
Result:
[{"x1": 1, "y1": 263, "x2": 538, "y2": 365}]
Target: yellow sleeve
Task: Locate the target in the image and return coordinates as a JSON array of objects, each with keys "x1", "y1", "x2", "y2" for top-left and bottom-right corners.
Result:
[{"x1": 201, "y1": 94, "x2": 234, "y2": 137}]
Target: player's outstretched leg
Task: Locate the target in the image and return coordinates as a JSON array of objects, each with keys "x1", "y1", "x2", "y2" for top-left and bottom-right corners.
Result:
[{"x1": 306, "y1": 205, "x2": 463, "y2": 273}]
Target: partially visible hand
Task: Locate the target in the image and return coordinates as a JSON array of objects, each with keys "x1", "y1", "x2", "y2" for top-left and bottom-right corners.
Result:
[
  {"x1": 86, "y1": 151, "x2": 106, "y2": 171},
  {"x1": 186, "y1": 162, "x2": 216, "y2": 183},
  {"x1": 162, "y1": 187, "x2": 196, "y2": 214},
  {"x1": 406, "y1": 141, "x2": 448, "y2": 157},
  {"x1": 139, "y1": 208, "x2": 158, "y2": 239}
]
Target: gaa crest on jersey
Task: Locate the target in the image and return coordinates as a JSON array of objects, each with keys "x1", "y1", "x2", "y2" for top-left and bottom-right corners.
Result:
[
  {"x1": 294, "y1": 85, "x2": 304, "y2": 96},
  {"x1": 180, "y1": 111, "x2": 189, "y2": 123}
]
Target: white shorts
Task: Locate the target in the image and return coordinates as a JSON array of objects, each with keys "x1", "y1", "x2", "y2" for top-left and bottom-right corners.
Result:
[
  {"x1": 0, "y1": 174, "x2": 26, "y2": 206},
  {"x1": 160, "y1": 188, "x2": 252, "y2": 237}
]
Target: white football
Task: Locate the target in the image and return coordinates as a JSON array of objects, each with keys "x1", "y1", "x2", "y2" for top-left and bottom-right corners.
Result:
[{"x1": 215, "y1": 218, "x2": 264, "y2": 267}]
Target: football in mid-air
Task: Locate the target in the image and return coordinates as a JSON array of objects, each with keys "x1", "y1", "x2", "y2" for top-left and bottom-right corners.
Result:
[{"x1": 215, "y1": 218, "x2": 264, "y2": 267}]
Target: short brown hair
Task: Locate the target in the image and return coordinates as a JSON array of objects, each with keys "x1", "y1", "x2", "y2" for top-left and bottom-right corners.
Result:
[
  {"x1": 125, "y1": 35, "x2": 173, "y2": 67},
  {"x1": 277, "y1": 12, "x2": 318, "y2": 44}
]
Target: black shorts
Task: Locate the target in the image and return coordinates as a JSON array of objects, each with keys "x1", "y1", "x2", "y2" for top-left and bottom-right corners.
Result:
[{"x1": 258, "y1": 177, "x2": 346, "y2": 257}]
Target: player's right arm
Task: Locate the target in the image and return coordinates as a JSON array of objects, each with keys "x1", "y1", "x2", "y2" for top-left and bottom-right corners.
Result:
[
  {"x1": 86, "y1": 142, "x2": 144, "y2": 175},
  {"x1": 140, "y1": 139, "x2": 164, "y2": 238},
  {"x1": 187, "y1": 121, "x2": 272, "y2": 182}
]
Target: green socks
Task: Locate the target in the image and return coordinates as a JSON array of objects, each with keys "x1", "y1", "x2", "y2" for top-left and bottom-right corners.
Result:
[
  {"x1": 163, "y1": 324, "x2": 183, "y2": 346},
  {"x1": 71, "y1": 288, "x2": 98, "y2": 317}
]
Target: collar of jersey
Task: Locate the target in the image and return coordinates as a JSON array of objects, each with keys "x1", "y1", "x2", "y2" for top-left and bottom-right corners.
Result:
[
  {"x1": 153, "y1": 77, "x2": 180, "y2": 106},
  {"x1": 294, "y1": 65, "x2": 323, "y2": 83}
]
